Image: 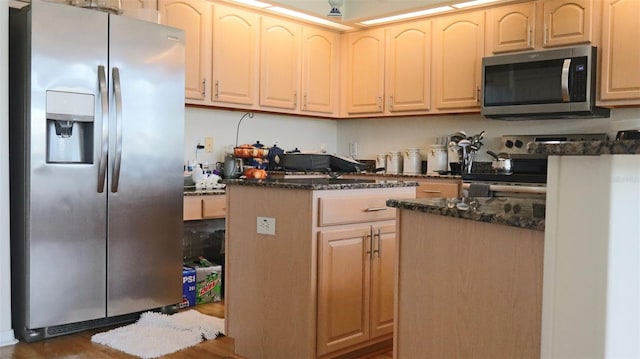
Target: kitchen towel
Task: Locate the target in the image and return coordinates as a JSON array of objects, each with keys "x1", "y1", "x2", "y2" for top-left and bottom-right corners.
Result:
[{"x1": 91, "y1": 310, "x2": 224, "y2": 359}]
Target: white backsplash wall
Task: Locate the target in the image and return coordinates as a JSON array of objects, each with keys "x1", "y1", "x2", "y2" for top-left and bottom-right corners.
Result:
[
  {"x1": 336, "y1": 108, "x2": 640, "y2": 163},
  {"x1": 184, "y1": 107, "x2": 338, "y2": 167}
]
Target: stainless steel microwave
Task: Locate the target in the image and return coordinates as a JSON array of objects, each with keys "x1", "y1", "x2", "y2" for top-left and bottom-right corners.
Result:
[{"x1": 481, "y1": 45, "x2": 610, "y2": 120}]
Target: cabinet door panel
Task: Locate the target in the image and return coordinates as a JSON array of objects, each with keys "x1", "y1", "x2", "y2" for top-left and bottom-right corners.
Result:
[
  {"x1": 386, "y1": 20, "x2": 431, "y2": 112},
  {"x1": 317, "y1": 227, "x2": 371, "y2": 356},
  {"x1": 158, "y1": 0, "x2": 210, "y2": 101},
  {"x1": 434, "y1": 12, "x2": 484, "y2": 110},
  {"x1": 369, "y1": 224, "x2": 396, "y2": 338},
  {"x1": 212, "y1": 4, "x2": 259, "y2": 105},
  {"x1": 301, "y1": 27, "x2": 339, "y2": 114},
  {"x1": 600, "y1": 0, "x2": 640, "y2": 102},
  {"x1": 487, "y1": 2, "x2": 536, "y2": 53},
  {"x1": 543, "y1": 0, "x2": 593, "y2": 47},
  {"x1": 260, "y1": 17, "x2": 300, "y2": 109},
  {"x1": 184, "y1": 196, "x2": 202, "y2": 221},
  {"x1": 345, "y1": 29, "x2": 385, "y2": 114},
  {"x1": 202, "y1": 195, "x2": 226, "y2": 219}
]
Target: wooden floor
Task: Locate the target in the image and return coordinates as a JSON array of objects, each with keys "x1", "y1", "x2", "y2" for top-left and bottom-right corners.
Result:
[{"x1": 0, "y1": 302, "x2": 392, "y2": 359}]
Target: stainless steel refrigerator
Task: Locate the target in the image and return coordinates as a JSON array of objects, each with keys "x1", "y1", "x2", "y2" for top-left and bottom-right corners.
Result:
[{"x1": 9, "y1": 0, "x2": 185, "y2": 341}]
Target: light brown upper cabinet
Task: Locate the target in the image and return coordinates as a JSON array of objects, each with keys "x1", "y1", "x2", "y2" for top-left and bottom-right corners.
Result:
[
  {"x1": 211, "y1": 4, "x2": 260, "y2": 106},
  {"x1": 385, "y1": 20, "x2": 432, "y2": 113},
  {"x1": 599, "y1": 0, "x2": 640, "y2": 104},
  {"x1": 541, "y1": 0, "x2": 597, "y2": 47},
  {"x1": 158, "y1": 0, "x2": 211, "y2": 102},
  {"x1": 343, "y1": 29, "x2": 386, "y2": 114},
  {"x1": 486, "y1": 2, "x2": 536, "y2": 54},
  {"x1": 433, "y1": 11, "x2": 484, "y2": 110},
  {"x1": 301, "y1": 27, "x2": 340, "y2": 115},
  {"x1": 259, "y1": 16, "x2": 301, "y2": 110}
]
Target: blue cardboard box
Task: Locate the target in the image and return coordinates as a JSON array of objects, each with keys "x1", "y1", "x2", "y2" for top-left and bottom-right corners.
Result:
[{"x1": 181, "y1": 266, "x2": 196, "y2": 309}]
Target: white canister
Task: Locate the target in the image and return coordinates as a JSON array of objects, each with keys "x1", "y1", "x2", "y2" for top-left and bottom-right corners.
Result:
[
  {"x1": 427, "y1": 144, "x2": 448, "y2": 173},
  {"x1": 403, "y1": 148, "x2": 422, "y2": 175},
  {"x1": 375, "y1": 153, "x2": 387, "y2": 170},
  {"x1": 386, "y1": 151, "x2": 403, "y2": 174}
]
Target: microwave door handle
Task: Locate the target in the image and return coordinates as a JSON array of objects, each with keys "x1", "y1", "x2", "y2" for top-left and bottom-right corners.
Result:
[{"x1": 561, "y1": 58, "x2": 571, "y2": 102}]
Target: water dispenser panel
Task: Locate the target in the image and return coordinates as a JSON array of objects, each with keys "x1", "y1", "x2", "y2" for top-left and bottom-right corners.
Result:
[{"x1": 46, "y1": 90, "x2": 95, "y2": 163}]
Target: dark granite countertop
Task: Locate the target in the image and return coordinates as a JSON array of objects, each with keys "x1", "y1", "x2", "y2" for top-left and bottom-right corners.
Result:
[
  {"x1": 387, "y1": 197, "x2": 545, "y2": 231},
  {"x1": 350, "y1": 172, "x2": 462, "y2": 180},
  {"x1": 222, "y1": 178, "x2": 419, "y2": 190},
  {"x1": 529, "y1": 139, "x2": 640, "y2": 156}
]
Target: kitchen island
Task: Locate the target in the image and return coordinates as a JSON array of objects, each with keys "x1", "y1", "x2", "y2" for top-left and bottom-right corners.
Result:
[
  {"x1": 386, "y1": 196, "x2": 546, "y2": 358},
  {"x1": 222, "y1": 178, "x2": 417, "y2": 359}
]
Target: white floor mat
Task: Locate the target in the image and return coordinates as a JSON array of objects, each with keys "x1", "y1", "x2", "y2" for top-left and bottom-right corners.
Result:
[{"x1": 91, "y1": 310, "x2": 224, "y2": 359}]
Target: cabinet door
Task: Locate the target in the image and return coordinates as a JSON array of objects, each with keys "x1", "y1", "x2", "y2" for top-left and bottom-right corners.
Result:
[
  {"x1": 301, "y1": 26, "x2": 339, "y2": 114},
  {"x1": 211, "y1": 4, "x2": 259, "y2": 106},
  {"x1": 345, "y1": 28, "x2": 385, "y2": 114},
  {"x1": 385, "y1": 20, "x2": 431, "y2": 113},
  {"x1": 202, "y1": 195, "x2": 226, "y2": 219},
  {"x1": 259, "y1": 16, "x2": 300, "y2": 110},
  {"x1": 158, "y1": 0, "x2": 211, "y2": 101},
  {"x1": 600, "y1": 0, "x2": 640, "y2": 103},
  {"x1": 542, "y1": 0, "x2": 593, "y2": 47},
  {"x1": 184, "y1": 196, "x2": 203, "y2": 221},
  {"x1": 369, "y1": 224, "x2": 396, "y2": 338},
  {"x1": 317, "y1": 226, "x2": 371, "y2": 356},
  {"x1": 487, "y1": 2, "x2": 536, "y2": 53},
  {"x1": 433, "y1": 12, "x2": 484, "y2": 110}
]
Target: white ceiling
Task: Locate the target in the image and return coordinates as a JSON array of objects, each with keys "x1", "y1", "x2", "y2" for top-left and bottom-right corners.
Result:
[{"x1": 268, "y1": 0, "x2": 486, "y2": 23}]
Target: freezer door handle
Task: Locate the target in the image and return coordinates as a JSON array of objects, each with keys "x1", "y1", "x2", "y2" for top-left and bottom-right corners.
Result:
[
  {"x1": 97, "y1": 65, "x2": 109, "y2": 193},
  {"x1": 111, "y1": 67, "x2": 123, "y2": 193}
]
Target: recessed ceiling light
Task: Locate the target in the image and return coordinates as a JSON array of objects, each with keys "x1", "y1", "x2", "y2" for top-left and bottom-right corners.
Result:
[
  {"x1": 228, "y1": 0, "x2": 271, "y2": 9},
  {"x1": 452, "y1": 0, "x2": 501, "y2": 9},
  {"x1": 359, "y1": 6, "x2": 454, "y2": 26},
  {"x1": 268, "y1": 6, "x2": 354, "y2": 31}
]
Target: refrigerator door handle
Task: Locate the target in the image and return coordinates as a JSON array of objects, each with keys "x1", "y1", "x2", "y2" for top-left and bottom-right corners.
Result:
[
  {"x1": 111, "y1": 67, "x2": 123, "y2": 193},
  {"x1": 97, "y1": 65, "x2": 109, "y2": 193}
]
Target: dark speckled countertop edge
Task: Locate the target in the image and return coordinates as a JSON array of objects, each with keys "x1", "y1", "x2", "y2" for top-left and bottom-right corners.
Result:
[
  {"x1": 222, "y1": 178, "x2": 419, "y2": 190},
  {"x1": 387, "y1": 198, "x2": 545, "y2": 232},
  {"x1": 529, "y1": 139, "x2": 640, "y2": 155}
]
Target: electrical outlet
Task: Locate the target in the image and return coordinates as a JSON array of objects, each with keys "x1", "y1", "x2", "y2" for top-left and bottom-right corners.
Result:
[
  {"x1": 205, "y1": 137, "x2": 214, "y2": 152},
  {"x1": 257, "y1": 216, "x2": 276, "y2": 236},
  {"x1": 349, "y1": 143, "x2": 358, "y2": 157}
]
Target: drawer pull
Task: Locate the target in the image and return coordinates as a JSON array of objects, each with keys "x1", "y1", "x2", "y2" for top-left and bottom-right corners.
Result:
[
  {"x1": 364, "y1": 207, "x2": 388, "y2": 212},
  {"x1": 422, "y1": 190, "x2": 442, "y2": 193}
]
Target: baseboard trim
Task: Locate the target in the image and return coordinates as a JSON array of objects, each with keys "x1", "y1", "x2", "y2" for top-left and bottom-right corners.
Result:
[{"x1": 0, "y1": 329, "x2": 18, "y2": 347}]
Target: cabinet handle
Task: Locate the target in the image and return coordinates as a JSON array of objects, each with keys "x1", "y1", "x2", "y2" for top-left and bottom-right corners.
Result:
[
  {"x1": 293, "y1": 91, "x2": 297, "y2": 108},
  {"x1": 215, "y1": 80, "x2": 219, "y2": 99},
  {"x1": 527, "y1": 25, "x2": 532, "y2": 47},
  {"x1": 366, "y1": 233, "x2": 373, "y2": 259},
  {"x1": 202, "y1": 78, "x2": 206, "y2": 97},
  {"x1": 422, "y1": 190, "x2": 442, "y2": 193},
  {"x1": 389, "y1": 96, "x2": 393, "y2": 110},
  {"x1": 476, "y1": 85, "x2": 480, "y2": 104},
  {"x1": 303, "y1": 92, "x2": 308, "y2": 109},
  {"x1": 377, "y1": 96, "x2": 382, "y2": 111},
  {"x1": 373, "y1": 228, "x2": 382, "y2": 258},
  {"x1": 544, "y1": 23, "x2": 548, "y2": 45},
  {"x1": 364, "y1": 207, "x2": 388, "y2": 212}
]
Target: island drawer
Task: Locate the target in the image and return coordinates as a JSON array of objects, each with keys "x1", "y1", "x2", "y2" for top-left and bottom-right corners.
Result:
[
  {"x1": 184, "y1": 195, "x2": 226, "y2": 220},
  {"x1": 416, "y1": 181, "x2": 459, "y2": 198},
  {"x1": 318, "y1": 194, "x2": 395, "y2": 226}
]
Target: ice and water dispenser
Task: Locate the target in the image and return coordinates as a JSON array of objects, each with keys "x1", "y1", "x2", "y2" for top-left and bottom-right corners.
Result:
[{"x1": 46, "y1": 90, "x2": 95, "y2": 163}]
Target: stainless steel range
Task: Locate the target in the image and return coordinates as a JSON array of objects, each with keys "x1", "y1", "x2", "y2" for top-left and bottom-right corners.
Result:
[{"x1": 462, "y1": 133, "x2": 608, "y2": 197}]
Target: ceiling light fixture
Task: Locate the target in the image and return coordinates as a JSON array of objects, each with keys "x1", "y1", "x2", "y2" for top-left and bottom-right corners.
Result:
[
  {"x1": 359, "y1": 5, "x2": 453, "y2": 26},
  {"x1": 227, "y1": 0, "x2": 271, "y2": 9},
  {"x1": 452, "y1": 0, "x2": 502, "y2": 9},
  {"x1": 268, "y1": 6, "x2": 354, "y2": 31}
]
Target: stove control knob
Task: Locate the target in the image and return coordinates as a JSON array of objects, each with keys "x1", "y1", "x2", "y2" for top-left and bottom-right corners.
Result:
[
  {"x1": 505, "y1": 140, "x2": 514, "y2": 148},
  {"x1": 514, "y1": 139, "x2": 524, "y2": 148}
]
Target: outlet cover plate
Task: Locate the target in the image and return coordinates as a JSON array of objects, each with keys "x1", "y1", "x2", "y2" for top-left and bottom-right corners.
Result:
[{"x1": 257, "y1": 216, "x2": 276, "y2": 236}]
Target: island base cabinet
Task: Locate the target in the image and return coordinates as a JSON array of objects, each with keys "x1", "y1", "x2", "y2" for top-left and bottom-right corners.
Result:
[
  {"x1": 317, "y1": 224, "x2": 395, "y2": 356},
  {"x1": 394, "y1": 211, "x2": 544, "y2": 359}
]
